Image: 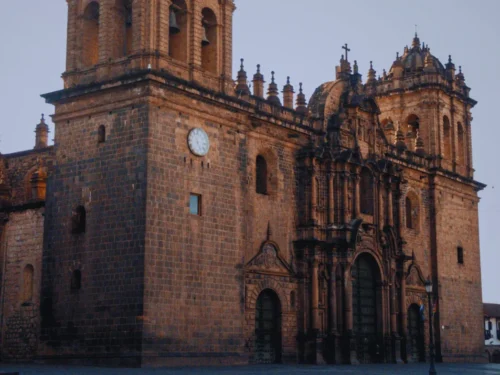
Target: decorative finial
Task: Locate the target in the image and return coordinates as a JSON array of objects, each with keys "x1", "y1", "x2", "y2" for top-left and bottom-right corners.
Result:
[
  {"x1": 41, "y1": 114, "x2": 45, "y2": 122},
  {"x1": 296, "y1": 82, "x2": 307, "y2": 115},
  {"x1": 367, "y1": 61, "x2": 376, "y2": 83},
  {"x1": 415, "y1": 24, "x2": 418, "y2": 37},
  {"x1": 236, "y1": 58, "x2": 250, "y2": 96},
  {"x1": 257, "y1": 64, "x2": 261, "y2": 73},
  {"x1": 459, "y1": 66, "x2": 462, "y2": 74},
  {"x1": 396, "y1": 52, "x2": 399, "y2": 59},
  {"x1": 267, "y1": 71, "x2": 281, "y2": 105},
  {"x1": 287, "y1": 76, "x2": 290, "y2": 85},
  {"x1": 448, "y1": 55, "x2": 452, "y2": 63}
]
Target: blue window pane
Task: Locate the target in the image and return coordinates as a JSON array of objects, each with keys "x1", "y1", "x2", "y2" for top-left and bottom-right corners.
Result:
[{"x1": 190, "y1": 194, "x2": 200, "y2": 215}]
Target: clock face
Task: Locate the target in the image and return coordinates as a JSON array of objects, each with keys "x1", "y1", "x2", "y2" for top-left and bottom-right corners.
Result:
[{"x1": 188, "y1": 128, "x2": 210, "y2": 156}]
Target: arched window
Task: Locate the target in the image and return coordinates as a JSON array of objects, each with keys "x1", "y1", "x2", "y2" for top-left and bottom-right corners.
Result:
[
  {"x1": 22, "y1": 265, "x2": 34, "y2": 302},
  {"x1": 405, "y1": 197, "x2": 413, "y2": 229},
  {"x1": 98, "y1": 125, "x2": 106, "y2": 143},
  {"x1": 201, "y1": 8, "x2": 218, "y2": 74},
  {"x1": 72, "y1": 205, "x2": 86, "y2": 234},
  {"x1": 71, "y1": 270, "x2": 82, "y2": 292},
  {"x1": 457, "y1": 122, "x2": 465, "y2": 164},
  {"x1": 381, "y1": 118, "x2": 395, "y2": 143},
  {"x1": 360, "y1": 168, "x2": 374, "y2": 215},
  {"x1": 114, "y1": 0, "x2": 133, "y2": 58},
  {"x1": 443, "y1": 116, "x2": 452, "y2": 159},
  {"x1": 169, "y1": 0, "x2": 188, "y2": 62},
  {"x1": 82, "y1": 2, "x2": 100, "y2": 67},
  {"x1": 407, "y1": 114, "x2": 420, "y2": 134},
  {"x1": 256, "y1": 156, "x2": 267, "y2": 195}
]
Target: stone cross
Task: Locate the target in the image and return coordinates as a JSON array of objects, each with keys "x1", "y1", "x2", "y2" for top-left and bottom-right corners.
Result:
[{"x1": 342, "y1": 43, "x2": 351, "y2": 61}]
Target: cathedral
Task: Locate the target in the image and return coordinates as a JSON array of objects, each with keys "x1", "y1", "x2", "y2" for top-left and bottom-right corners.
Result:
[{"x1": 0, "y1": 0, "x2": 486, "y2": 367}]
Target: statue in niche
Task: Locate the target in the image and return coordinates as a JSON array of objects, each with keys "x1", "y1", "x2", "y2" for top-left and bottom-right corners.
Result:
[{"x1": 257, "y1": 243, "x2": 279, "y2": 269}]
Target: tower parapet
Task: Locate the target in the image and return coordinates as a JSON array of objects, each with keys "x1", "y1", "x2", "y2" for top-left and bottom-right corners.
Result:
[{"x1": 64, "y1": 0, "x2": 235, "y2": 93}]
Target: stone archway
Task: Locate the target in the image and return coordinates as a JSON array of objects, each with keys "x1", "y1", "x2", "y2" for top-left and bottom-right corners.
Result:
[
  {"x1": 407, "y1": 304, "x2": 425, "y2": 362},
  {"x1": 352, "y1": 253, "x2": 382, "y2": 364},
  {"x1": 254, "y1": 289, "x2": 282, "y2": 364}
]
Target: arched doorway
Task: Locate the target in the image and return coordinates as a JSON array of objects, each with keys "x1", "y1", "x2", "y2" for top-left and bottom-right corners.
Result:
[
  {"x1": 407, "y1": 304, "x2": 425, "y2": 362},
  {"x1": 352, "y1": 253, "x2": 381, "y2": 364},
  {"x1": 255, "y1": 289, "x2": 282, "y2": 364}
]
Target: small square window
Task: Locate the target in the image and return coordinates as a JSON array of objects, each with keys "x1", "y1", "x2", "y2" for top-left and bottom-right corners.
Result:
[
  {"x1": 190, "y1": 194, "x2": 201, "y2": 216},
  {"x1": 457, "y1": 247, "x2": 464, "y2": 264}
]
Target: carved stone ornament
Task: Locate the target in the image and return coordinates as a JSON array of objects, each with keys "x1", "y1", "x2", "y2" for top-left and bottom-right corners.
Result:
[{"x1": 246, "y1": 242, "x2": 292, "y2": 275}]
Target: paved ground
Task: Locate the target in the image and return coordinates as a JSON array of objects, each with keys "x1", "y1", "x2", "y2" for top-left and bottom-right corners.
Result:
[{"x1": 1, "y1": 364, "x2": 500, "y2": 375}]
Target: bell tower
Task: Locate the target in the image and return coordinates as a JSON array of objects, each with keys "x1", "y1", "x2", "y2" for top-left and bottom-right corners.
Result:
[{"x1": 64, "y1": 0, "x2": 235, "y2": 93}]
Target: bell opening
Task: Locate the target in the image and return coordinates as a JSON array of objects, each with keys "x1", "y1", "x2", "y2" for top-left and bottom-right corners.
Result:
[
  {"x1": 169, "y1": 9, "x2": 181, "y2": 35},
  {"x1": 201, "y1": 22, "x2": 210, "y2": 46}
]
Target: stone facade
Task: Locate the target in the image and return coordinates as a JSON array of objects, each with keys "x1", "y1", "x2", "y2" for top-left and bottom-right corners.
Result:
[
  {"x1": 0, "y1": 0, "x2": 486, "y2": 367},
  {"x1": 0, "y1": 121, "x2": 53, "y2": 361}
]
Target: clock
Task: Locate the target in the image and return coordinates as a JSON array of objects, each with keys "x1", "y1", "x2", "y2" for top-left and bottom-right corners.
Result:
[{"x1": 187, "y1": 128, "x2": 210, "y2": 156}]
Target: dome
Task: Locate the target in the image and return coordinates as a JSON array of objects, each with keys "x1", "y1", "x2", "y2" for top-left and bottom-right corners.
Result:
[{"x1": 389, "y1": 34, "x2": 445, "y2": 76}]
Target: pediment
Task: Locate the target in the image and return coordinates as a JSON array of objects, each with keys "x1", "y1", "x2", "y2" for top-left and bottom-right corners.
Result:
[{"x1": 246, "y1": 242, "x2": 293, "y2": 276}]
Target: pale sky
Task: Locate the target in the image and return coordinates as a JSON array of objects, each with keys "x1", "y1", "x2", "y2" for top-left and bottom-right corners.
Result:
[{"x1": 0, "y1": 1, "x2": 498, "y2": 303}]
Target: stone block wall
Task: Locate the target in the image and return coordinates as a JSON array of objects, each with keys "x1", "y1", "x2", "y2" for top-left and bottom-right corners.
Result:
[
  {"x1": 140, "y1": 83, "x2": 304, "y2": 366},
  {"x1": 39, "y1": 89, "x2": 150, "y2": 365},
  {"x1": 433, "y1": 177, "x2": 484, "y2": 362},
  {"x1": 0, "y1": 208, "x2": 44, "y2": 361}
]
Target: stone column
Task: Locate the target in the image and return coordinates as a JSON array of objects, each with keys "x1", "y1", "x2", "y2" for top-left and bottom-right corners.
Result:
[
  {"x1": 328, "y1": 261, "x2": 342, "y2": 363},
  {"x1": 354, "y1": 172, "x2": 361, "y2": 217},
  {"x1": 311, "y1": 258, "x2": 326, "y2": 364},
  {"x1": 311, "y1": 166, "x2": 318, "y2": 224},
  {"x1": 400, "y1": 271, "x2": 408, "y2": 360},
  {"x1": 345, "y1": 266, "x2": 359, "y2": 365},
  {"x1": 390, "y1": 275, "x2": 404, "y2": 363},
  {"x1": 378, "y1": 178, "x2": 385, "y2": 227},
  {"x1": 390, "y1": 280, "x2": 397, "y2": 334},
  {"x1": 65, "y1": 0, "x2": 79, "y2": 73},
  {"x1": 312, "y1": 259, "x2": 319, "y2": 331},
  {"x1": 450, "y1": 99, "x2": 457, "y2": 172},
  {"x1": 387, "y1": 179, "x2": 394, "y2": 227},
  {"x1": 343, "y1": 171, "x2": 349, "y2": 223},
  {"x1": 328, "y1": 173, "x2": 335, "y2": 225},
  {"x1": 329, "y1": 263, "x2": 337, "y2": 333}
]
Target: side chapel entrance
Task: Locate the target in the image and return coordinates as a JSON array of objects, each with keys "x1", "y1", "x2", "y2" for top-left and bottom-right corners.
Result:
[
  {"x1": 255, "y1": 289, "x2": 282, "y2": 363},
  {"x1": 407, "y1": 304, "x2": 425, "y2": 362},
  {"x1": 352, "y1": 253, "x2": 381, "y2": 364}
]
